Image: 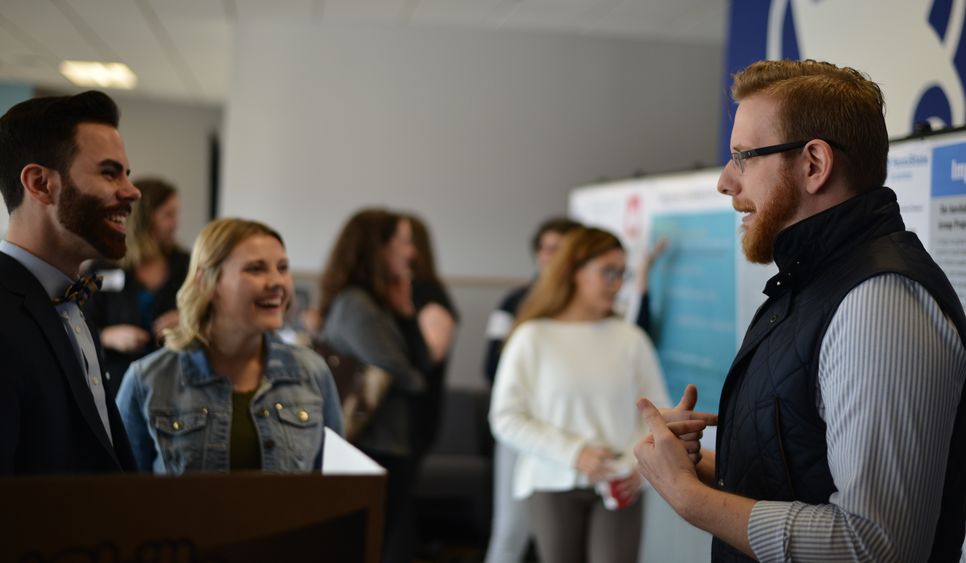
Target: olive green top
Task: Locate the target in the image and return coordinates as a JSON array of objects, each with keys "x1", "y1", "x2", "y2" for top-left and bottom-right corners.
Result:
[{"x1": 230, "y1": 389, "x2": 261, "y2": 471}]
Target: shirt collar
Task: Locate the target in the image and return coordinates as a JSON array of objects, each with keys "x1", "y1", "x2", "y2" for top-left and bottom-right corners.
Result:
[
  {"x1": 180, "y1": 332, "x2": 302, "y2": 386},
  {"x1": 763, "y1": 187, "x2": 904, "y2": 297},
  {"x1": 0, "y1": 240, "x2": 74, "y2": 299}
]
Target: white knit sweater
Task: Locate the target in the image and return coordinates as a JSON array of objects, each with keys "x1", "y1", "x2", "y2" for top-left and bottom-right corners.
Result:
[{"x1": 489, "y1": 317, "x2": 669, "y2": 500}]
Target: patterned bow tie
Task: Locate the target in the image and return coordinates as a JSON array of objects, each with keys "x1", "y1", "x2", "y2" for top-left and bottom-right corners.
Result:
[{"x1": 52, "y1": 275, "x2": 102, "y2": 307}]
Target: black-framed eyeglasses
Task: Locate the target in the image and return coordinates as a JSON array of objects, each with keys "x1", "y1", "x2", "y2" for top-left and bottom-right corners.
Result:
[{"x1": 730, "y1": 139, "x2": 847, "y2": 174}]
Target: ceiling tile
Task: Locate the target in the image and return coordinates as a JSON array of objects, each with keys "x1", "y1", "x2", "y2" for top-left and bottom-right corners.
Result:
[
  {"x1": 410, "y1": 0, "x2": 511, "y2": 27},
  {"x1": 323, "y1": 0, "x2": 409, "y2": 24},
  {"x1": 159, "y1": 20, "x2": 233, "y2": 102},
  {"x1": 499, "y1": 1, "x2": 594, "y2": 33},
  {"x1": 581, "y1": 0, "x2": 725, "y2": 43},
  {"x1": 235, "y1": 0, "x2": 316, "y2": 20},
  {"x1": 2, "y1": 0, "x2": 101, "y2": 61},
  {"x1": 148, "y1": 0, "x2": 231, "y2": 22}
]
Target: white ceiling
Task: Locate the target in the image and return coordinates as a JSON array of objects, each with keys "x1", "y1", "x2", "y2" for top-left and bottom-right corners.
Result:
[{"x1": 0, "y1": 0, "x2": 727, "y2": 105}]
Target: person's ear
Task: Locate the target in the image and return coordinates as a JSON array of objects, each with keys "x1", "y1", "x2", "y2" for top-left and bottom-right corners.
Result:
[
  {"x1": 20, "y1": 164, "x2": 58, "y2": 205},
  {"x1": 801, "y1": 140, "x2": 835, "y2": 195}
]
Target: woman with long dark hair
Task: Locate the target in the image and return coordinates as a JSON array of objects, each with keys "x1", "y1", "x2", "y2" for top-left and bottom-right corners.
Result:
[{"x1": 318, "y1": 208, "x2": 427, "y2": 563}]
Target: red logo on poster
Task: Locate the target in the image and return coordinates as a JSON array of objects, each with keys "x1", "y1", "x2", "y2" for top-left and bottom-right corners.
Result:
[{"x1": 623, "y1": 194, "x2": 642, "y2": 240}]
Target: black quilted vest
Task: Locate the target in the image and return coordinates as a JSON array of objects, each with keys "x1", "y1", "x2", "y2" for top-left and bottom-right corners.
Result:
[{"x1": 711, "y1": 188, "x2": 966, "y2": 562}]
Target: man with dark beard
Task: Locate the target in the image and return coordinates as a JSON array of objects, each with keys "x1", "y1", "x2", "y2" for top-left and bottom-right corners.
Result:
[
  {"x1": 634, "y1": 60, "x2": 966, "y2": 562},
  {"x1": 0, "y1": 91, "x2": 140, "y2": 473}
]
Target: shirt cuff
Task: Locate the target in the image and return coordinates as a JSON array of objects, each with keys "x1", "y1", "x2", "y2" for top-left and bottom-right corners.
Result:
[{"x1": 748, "y1": 500, "x2": 797, "y2": 562}]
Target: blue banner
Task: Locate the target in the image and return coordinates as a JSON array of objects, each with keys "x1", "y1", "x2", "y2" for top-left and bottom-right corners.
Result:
[{"x1": 932, "y1": 142, "x2": 966, "y2": 197}]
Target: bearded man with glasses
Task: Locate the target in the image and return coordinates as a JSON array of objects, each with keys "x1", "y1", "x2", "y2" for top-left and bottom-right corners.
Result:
[{"x1": 634, "y1": 59, "x2": 966, "y2": 562}]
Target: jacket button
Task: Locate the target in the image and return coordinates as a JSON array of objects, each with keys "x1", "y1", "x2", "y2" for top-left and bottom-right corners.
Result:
[
  {"x1": 769, "y1": 315, "x2": 778, "y2": 323},
  {"x1": 264, "y1": 439, "x2": 276, "y2": 449},
  {"x1": 172, "y1": 420, "x2": 182, "y2": 431},
  {"x1": 201, "y1": 407, "x2": 208, "y2": 416},
  {"x1": 717, "y1": 478, "x2": 724, "y2": 487},
  {"x1": 274, "y1": 402, "x2": 284, "y2": 411},
  {"x1": 259, "y1": 409, "x2": 270, "y2": 418},
  {"x1": 298, "y1": 409, "x2": 309, "y2": 422}
]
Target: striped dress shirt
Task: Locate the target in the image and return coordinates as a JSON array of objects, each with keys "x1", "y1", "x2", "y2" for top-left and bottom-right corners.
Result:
[{"x1": 747, "y1": 273, "x2": 966, "y2": 562}]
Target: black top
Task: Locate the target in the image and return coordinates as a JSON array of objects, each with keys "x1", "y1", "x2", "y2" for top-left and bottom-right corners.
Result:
[
  {"x1": 230, "y1": 389, "x2": 261, "y2": 471},
  {"x1": 83, "y1": 249, "x2": 190, "y2": 395},
  {"x1": 408, "y1": 278, "x2": 460, "y2": 457}
]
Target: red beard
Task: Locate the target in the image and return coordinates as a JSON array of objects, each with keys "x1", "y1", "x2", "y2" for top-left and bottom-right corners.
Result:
[{"x1": 738, "y1": 166, "x2": 801, "y2": 264}]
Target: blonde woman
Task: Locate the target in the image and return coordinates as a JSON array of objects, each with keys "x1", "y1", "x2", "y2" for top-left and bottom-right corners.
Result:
[
  {"x1": 489, "y1": 227, "x2": 669, "y2": 563},
  {"x1": 116, "y1": 218, "x2": 342, "y2": 473}
]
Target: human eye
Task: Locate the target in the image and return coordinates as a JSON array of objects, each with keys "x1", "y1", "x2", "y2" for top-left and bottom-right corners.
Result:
[
  {"x1": 244, "y1": 262, "x2": 266, "y2": 273},
  {"x1": 99, "y1": 161, "x2": 125, "y2": 180},
  {"x1": 277, "y1": 260, "x2": 289, "y2": 273}
]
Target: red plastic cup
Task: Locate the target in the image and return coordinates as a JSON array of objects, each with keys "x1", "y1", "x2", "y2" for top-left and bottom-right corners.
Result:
[{"x1": 596, "y1": 470, "x2": 636, "y2": 510}]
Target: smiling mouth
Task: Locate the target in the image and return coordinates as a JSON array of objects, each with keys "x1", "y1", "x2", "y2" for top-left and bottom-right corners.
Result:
[
  {"x1": 255, "y1": 297, "x2": 285, "y2": 310},
  {"x1": 105, "y1": 213, "x2": 129, "y2": 234}
]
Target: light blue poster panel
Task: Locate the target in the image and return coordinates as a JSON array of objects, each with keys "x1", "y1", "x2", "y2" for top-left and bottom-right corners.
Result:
[
  {"x1": 931, "y1": 140, "x2": 966, "y2": 307},
  {"x1": 648, "y1": 210, "x2": 736, "y2": 413}
]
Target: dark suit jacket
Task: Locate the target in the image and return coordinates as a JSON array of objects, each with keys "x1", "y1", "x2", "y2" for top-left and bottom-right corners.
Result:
[{"x1": 0, "y1": 252, "x2": 136, "y2": 474}]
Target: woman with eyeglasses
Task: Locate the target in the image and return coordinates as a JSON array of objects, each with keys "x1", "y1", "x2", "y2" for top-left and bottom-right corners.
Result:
[
  {"x1": 489, "y1": 226, "x2": 669, "y2": 563},
  {"x1": 116, "y1": 218, "x2": 343, "y2": 474}
]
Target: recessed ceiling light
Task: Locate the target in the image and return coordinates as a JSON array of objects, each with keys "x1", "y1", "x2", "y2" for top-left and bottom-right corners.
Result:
[{"x1": 59, "y1": 60, "x2": 138, "y2": 90}]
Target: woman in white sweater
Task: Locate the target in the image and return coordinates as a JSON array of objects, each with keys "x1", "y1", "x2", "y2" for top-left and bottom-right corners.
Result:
[{"x1": 489, "y1": 226, "x2": 670, "y2": 563}]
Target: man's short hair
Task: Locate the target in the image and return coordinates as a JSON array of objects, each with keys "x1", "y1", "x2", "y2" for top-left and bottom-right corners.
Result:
[
  {"x1": 531, "y1": 217, "x2": 582, "y2": 254},
  {"x1": 731, "y1": 59, "x2": 888, "y2": 191},
  {"x1": 0, "y1": 90, "x2": 120, "y2": 212}
]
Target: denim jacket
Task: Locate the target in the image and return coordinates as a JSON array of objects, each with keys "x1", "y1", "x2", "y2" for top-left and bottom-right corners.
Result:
[{"x1": 116, "y1": 333, "x2": 344, "y2": 474}]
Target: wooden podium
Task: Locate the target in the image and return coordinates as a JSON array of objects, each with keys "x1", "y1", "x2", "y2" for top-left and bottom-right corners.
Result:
[{"x1": 0, "y1": 432, "x2": 386, "y2": 563}]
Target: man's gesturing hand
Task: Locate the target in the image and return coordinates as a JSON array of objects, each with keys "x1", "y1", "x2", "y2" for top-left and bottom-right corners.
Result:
[
  {"x1": 657, "y1": 384, "x2": 717, "y2": 464},
  {"x1": 634, "y1": 397, "x2": 703, "y2": 507}
]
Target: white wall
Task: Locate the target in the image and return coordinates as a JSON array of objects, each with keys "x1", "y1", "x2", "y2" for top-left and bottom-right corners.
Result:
[
  {"x1": 222, "y1": 23, "x2": 722, "y2": 278},
  {"x1": 112, "y1": 94, "x2": 222, "y2": 249}
]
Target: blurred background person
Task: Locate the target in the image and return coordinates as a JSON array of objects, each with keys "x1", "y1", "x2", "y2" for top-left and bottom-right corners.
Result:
[
  {"x1": 84, "y1": 178, "x2": 189, "y2": 395},
  {"x1": 483, "y1": 217, "x2": 580, "y2": 382},
  {"x1": 318, "y1": 208, "x2": 427, "y2": 563},
  {"x1": 489, "y1": 226, "x2": 670, "y2": 563},
  {"x1": 406, "y1": 213, "x2": 459, "y2": 459},
  {"x1": 116, "y1": 218, "x2": 343, "y2": 473},
  {"x1": 482, "y1": 215, "x2": 580, "y2": 563}
]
